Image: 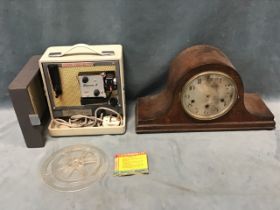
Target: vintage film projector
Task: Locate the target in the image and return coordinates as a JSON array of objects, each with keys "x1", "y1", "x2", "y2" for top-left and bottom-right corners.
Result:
[{"x1": 39, "y1": 44, "x2": 126, "y2": 136}]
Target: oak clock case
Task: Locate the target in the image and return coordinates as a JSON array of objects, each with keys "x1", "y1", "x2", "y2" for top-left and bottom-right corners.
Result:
[{"x1": 136, "y1": 45, "x2": 275, "y2": 133}]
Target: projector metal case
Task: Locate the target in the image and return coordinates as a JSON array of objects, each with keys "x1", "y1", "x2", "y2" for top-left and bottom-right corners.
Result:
[{"x1": 39, "y1": 44, "x2": 126, "y2": 136}]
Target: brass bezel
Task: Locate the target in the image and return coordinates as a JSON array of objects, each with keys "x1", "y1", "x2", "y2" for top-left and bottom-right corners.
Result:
[{"x1": 181, "y1": 71, "x2": 238, "y2": 121}]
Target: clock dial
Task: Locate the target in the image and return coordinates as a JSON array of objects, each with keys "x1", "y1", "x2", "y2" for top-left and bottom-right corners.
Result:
[{"x1": 181, "y1": 71, "x2": 238, "y2": 120}]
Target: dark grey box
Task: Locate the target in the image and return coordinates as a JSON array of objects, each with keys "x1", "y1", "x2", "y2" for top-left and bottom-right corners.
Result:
[{"x1": 9, "y1": 55, "x2": 49, "y2": 148}]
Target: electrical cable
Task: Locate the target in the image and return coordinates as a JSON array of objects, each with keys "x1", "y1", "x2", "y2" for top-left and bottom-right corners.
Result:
[{"x1": 53, "y1": 107, "x2": 122, "y2": 128}]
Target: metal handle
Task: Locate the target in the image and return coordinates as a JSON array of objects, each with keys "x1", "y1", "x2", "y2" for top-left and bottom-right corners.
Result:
[{"x1": 48, "y1": 43, "x2": 112, "y2": 57}]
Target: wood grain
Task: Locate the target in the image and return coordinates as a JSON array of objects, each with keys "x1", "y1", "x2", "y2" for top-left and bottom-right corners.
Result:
[{"x1": 136, "y1": 45, "x2": 275, "y2": 133}]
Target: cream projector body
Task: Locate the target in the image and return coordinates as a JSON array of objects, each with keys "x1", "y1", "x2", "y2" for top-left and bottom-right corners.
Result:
[{"x1": 39, "y1": 44, "x2": 126, "y2": 136}]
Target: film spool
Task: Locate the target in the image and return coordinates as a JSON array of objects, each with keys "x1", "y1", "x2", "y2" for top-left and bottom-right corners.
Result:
[{"x1": 40, "y1": 144, "x2": 108, "y2": 192}]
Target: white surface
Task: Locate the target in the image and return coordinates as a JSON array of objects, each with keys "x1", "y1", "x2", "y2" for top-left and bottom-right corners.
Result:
[
  {"x1": 0, "y1": 100, "x2": 280, "y2": 210},
  {"x1": 39, "y1": 44, "x2": 126, "y2": 136}
]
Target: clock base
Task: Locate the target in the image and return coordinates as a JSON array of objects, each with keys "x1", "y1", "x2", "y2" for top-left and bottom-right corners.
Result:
[{"x1": 136, "y1": 93, "x2": 275, "y2": 134}]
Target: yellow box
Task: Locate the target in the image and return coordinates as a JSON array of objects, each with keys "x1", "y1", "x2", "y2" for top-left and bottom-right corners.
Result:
[{"x1": 114, "y1": 152, "x2": 149, "y2": 176}]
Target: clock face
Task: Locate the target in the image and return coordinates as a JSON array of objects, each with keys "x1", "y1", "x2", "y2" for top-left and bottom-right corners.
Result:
[{"x1": 181, "y1": 71, "x2": 238, "y2": 120}]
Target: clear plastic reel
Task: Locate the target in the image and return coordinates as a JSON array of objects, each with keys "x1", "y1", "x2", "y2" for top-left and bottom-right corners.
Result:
[{"x1": 41, "y1": 144, "x2": 108, "y2": 192}]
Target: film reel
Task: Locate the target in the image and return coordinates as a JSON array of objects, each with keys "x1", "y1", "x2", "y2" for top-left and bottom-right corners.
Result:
[{"x1": 41, "y1": 144, "x2": 108, "y2": 192}]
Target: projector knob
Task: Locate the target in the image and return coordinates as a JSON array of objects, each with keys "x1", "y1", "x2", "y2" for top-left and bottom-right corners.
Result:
[
  {"x1": 82, "y1": 76, "x2": 89, "y2": 83},
  {"x1": 109, "y1": 97, "x2": 118, "y2": 107},
  {"x1": 94, "y1": 89, "x2": 100, "y2": 96}
]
